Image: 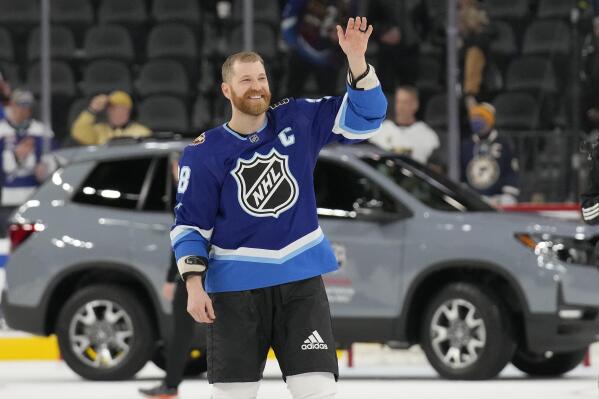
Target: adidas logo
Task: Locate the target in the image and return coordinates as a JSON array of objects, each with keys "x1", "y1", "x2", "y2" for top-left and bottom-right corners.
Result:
[{"x1": 301, "y1": 330, "x2": 328, "y2": 350}]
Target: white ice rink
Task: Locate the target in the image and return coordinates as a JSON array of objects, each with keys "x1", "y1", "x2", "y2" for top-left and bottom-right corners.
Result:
[{"x1": 0, "y1": 350, "x2": 597, "y2": 399}]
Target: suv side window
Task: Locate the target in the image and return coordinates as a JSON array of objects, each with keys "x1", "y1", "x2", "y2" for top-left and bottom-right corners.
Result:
[
  {"x1": 314, "y1": 159, "x2": 397, "y2": 215},
  {"x1": 143, "y1": 157, "x2": 169, "y2": 212},
  {"x1": 73, "y1": 158, "x2": 152, "y2": 210}
]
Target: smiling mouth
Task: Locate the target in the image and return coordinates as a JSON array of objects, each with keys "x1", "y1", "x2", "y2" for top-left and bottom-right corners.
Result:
[{"x1": 248, "y1": 96, "x2": 263, "y2": 100}]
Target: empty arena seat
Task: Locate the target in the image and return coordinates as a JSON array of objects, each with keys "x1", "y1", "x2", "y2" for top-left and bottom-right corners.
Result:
[
  {"x1": 0, "y1": 0, "x2": 40, "y2": 28},
  {"x1": 537, "y1": 0, "x2": 577, "y2": 19},
  {"x1": 489, "y1": 21, "x2": 517, "y2": 60},
  {"x1": 493, "y1": 92, "x2": 540, "y2": 130},
  {"x1": 505, "y1": 57, "x2": 557, "y2": 93},
  {"x1": 151, "y1": 0, "x2": 201, "y2": 25},
  {"x1": 0, "y1": 27, "x2": 14, "y2": 62},
  {"x1": 138, "y1": 95, "x2": 189, "y2": 132},
  {"x1": 522, "y1": 20, "x2": 570, "y2": 56},
  {"x1": 50, "y1": 0, "x2": 94, "y2": 30},
  {"x1": 98, "y1": 0, "x2": 147, "y2": 26},
  {"x1": 147, "y1": 24, "x2": 198, "y2": 61},
  {"x1": 83, "y1": 25, "x2": 135, "y2": 62},
  {"x1": 80, "y1": 60, "x2": 132, "y2": 96},
  {"x1": 27, "y1": 26, "x2": 77, "y2": 61},
  {"x1": 135, "y1": 60, "x2": 189, "y2": 98},
  {"x1": 228, "y1": 23, "x2": 277, "y2": 59},
  {"x1": 483, "y1": 0, "x2": 529, "y2": 20},
  {"x1": 26, "y1": 61, "x2": 77, "y2": 97}
]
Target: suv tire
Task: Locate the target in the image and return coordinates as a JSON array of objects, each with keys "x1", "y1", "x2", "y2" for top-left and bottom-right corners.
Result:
[
  {"x1": 56, "y1": 284, "x2": 154, "y2": 380},
  {"x1": 512, "y1": 348, "x2": 586, "y2": 376},
  {"x1": 420, "y1": 282, "x2": 516, "y2": 380}
]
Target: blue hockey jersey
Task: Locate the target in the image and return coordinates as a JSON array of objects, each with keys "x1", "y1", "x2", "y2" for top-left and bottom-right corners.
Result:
[{"x1": 171, "y1": 71, "x2": 387, "y2": 293}]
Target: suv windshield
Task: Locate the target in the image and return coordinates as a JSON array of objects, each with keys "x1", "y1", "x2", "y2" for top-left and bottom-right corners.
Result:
[{"x1": 362, "y1": 155, "x2": 495, "y2": 212}]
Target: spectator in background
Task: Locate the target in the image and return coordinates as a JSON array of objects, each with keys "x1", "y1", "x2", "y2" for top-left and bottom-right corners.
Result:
[
  {"x1": 370, "y1": 86, "x2": 439, "y2": 165},
  {"x1": 281, "y1": 0, "x2": 357, "y2": 97},
  {"x1": 582, "y1": 16, "x2": 599, "y2": 133},
  {"x1": 367, "y1": 0, "x2": 426, "y2": 93},
  {"x1": 458, "y1": 0, "x2": 492, "y2": 102},
  {"x1": 71, "y1": 91, "x2": 150, "y2": 146},
  {"x1": 0, "y1": 89, "x2": 55, "y2": 235},
  {"x1": 461, "y1": 102, "x2": 519, "y2": 206}
]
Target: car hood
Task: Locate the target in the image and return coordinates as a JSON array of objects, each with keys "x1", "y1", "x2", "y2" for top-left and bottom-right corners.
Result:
[{"x1": 445, "y1": 210, "x2": 599, "y2": 239}]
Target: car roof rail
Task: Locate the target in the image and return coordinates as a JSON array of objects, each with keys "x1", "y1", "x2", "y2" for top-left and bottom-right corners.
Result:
[{"x1": 106, "y1": 131, "x2": 184, "y2": 146}]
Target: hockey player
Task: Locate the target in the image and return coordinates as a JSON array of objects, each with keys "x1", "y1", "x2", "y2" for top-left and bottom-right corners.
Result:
[{"x1": 171, "y1": 16, "x2": 386, "y2": 399}]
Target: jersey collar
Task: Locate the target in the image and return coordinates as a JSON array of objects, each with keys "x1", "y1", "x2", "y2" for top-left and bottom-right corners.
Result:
[{"x1": 223, "y1": 117, "x2": 268, "y2": 141}]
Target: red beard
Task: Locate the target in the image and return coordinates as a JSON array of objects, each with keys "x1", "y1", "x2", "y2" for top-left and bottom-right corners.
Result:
[{"x1": 230, "y1": 88, "x2": 271, "y2": 116}]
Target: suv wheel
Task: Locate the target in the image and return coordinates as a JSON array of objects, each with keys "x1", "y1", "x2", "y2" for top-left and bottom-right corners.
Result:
[
  {"x1": 512, "y1": 348, "x2": 586, "y2": 376},
  {"x1": 56, "y1": 285, "x2": 154, "y2": 380},
  {"x1": 420, "y1": 282, "x2": 516, "y2": 380}
]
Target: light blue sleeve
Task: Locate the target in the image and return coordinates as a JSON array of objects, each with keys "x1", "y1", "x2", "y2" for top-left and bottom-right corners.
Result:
[
  {"x1": 295, "y1": 79, "x2": 387, "y2": 151},
  {"x1": 170, "y1": 146, "x2": 220, "y2": 278}
]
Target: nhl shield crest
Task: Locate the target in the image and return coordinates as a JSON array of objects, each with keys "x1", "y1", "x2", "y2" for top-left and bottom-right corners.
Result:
[{"x1": 231, "y1": 148, "x2": 299, "y2": 218}]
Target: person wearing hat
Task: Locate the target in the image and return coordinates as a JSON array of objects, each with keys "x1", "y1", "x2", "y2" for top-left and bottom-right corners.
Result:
[
  {"x1": 461, "y1": 101, "x2": 519, "y2": 206},
  {"x1": 0, "y1": 88, "x2": 56, "y2": 232},
  {"x1": 71, "y1": 91, "x2": 151, "y2": 145}
]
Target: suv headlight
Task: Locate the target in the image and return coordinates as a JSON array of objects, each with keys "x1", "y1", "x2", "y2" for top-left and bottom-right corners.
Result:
[{"x1": 515, "y1": 233, "x2": 599, "y2": 266}]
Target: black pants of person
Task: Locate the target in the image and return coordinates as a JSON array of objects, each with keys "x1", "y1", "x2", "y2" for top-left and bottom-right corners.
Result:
[
  {"x1": 207, "y1": 276, "x2": 339, "y2": 383},
  {"x1": 165, "y1": 280, "x2": 196, "y2": 389},
  {"x1": 286, "y1": 52, "x2": 340, "y2": 98}
]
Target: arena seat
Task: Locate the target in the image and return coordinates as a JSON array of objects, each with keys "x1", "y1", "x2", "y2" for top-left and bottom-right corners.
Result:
[
  {"x1": 0, "y1": 27, "x2": 14, "y2": 62},
  {"x1": 27, "y1": 26, "x2": 76, "y2": 61},
  {"x1": 135, "y1": 60, "x2": 189, "y2": 98},
  {"x1": 151, "y1": 0, "x2": 201, "y2": 26},
  {"x1": 493, "y1": 92, "x2": 540, "y2": 130},
  {"x1": 138, "y1": 95, "x2": 189, "y2": 132},
  {"x1": 83, "y1": 25, "x2": 135, "y2": 62},
  {"x1": 80, "y1": 60, "x2": 132, "y2": 96},
  {"x1": 505, "y1": 56, "x2": 557, "y2": 93}
]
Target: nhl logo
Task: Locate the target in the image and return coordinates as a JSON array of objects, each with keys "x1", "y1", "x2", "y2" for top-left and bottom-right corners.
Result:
[{"x1": 231, "y1": 148, "x2": 299, "y2": 218}]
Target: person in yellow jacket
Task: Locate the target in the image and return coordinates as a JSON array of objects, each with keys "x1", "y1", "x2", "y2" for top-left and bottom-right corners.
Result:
[{"x1": 71, "y1": 91, "x2": 151, "y2": 145}]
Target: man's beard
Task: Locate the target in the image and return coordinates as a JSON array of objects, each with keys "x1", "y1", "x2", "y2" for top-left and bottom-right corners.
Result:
[{"x1": 230, "y1": 88, "x2": 271, "y2": 116}]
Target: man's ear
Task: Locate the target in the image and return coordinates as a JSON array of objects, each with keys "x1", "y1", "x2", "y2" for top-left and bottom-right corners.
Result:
[{"x1": 221, "y1": 82, "x2": 230, "y2": 100}]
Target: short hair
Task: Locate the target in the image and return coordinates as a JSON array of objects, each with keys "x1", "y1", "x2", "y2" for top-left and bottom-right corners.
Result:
[
  {"x1": 396, "y1": 85, "x2": 419, "y2": 100},
  {"x1": 221, "y1": 51, "x2": 265, "y2": 82}
]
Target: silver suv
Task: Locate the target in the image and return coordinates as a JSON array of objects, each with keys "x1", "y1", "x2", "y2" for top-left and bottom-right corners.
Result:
[{"x1": 2, "y1": 139, "x2": 599, "y2": 381}]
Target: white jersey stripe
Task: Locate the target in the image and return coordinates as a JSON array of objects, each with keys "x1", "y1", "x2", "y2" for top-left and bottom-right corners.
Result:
[
  {"x1": 211, "y1": 227, "x2": 323, "y2": 260},
  {"x1": 170, "y1": 225, "x2": 213, "y2": 242}
]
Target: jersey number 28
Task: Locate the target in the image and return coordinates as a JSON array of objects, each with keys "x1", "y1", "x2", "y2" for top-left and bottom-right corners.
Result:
[{"x1": 178, "y1": 166, "x2": 191, "y2": 194}]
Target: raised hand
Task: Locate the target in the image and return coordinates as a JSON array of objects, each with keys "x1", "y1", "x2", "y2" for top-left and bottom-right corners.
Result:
[{"x1": 336, "y1": 16, "x2": 373, "y2": 78}]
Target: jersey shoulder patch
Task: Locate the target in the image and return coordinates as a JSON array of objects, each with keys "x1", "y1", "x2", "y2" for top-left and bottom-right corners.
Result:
[
  {"x1": 191, "y1": 132, "x2": 206, "y2": 145},
  {"x1": 269, "y1": 98, "x2": 291, "y2": 110}
]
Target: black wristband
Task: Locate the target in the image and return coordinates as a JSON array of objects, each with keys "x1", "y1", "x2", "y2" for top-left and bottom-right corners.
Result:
[
  {"x1": 349, "y1": 64, "x2": 371, "y2": 90},
  {"x1": 182, "y1": 271, "x2": 205, "y2": 282}
]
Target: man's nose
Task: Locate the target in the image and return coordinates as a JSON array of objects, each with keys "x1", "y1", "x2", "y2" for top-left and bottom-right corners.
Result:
[{"x1": 253, "y1": 79, "x2": 265, "y2": 89}]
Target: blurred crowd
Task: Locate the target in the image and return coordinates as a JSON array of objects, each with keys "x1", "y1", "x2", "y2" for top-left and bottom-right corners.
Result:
[{"x1": 1, "y1": 0, "x2": 599, "y2": 209}]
